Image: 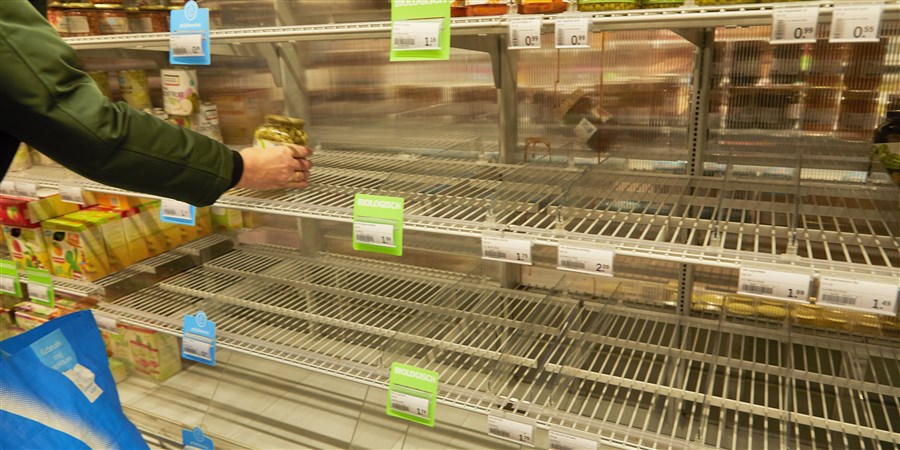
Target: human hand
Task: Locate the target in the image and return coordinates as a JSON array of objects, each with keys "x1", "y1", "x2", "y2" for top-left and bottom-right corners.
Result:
[{"x1": 234, "y1": 145, "x2": 313, "y2": 190}]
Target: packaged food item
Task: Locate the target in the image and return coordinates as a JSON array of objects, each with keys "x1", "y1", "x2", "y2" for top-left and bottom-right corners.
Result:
[
  {"x1": 9, "y1": 143, "x2": 33, "y2": 172},
  {"x1": 48, "y1": 3, "x2": 69, "y2": 36},
  {"x1": 136, "y1": 202, "x2": 167, "y2": 255},
  {"x1": 125, "y1": 7, "x2": 143, "y2": 33},
  {"x1": 695, "y1": 0, "x2": 754, "y2": 5},
  {"x1": 844, "y1": 40, "x2": 886, "y2": 91},
  {"x1": 167, "y1": 114, "x2": 191, "y2": 129},
  {"x1": 465, "y1": 0, "x2": 509, "y2": 15},
  {"x1": 837, "y1": 90, "x2": 877, "y2": 142},
  {"x1": 89, "y1": 0, "x2": 121, "y2": 4},
  {"x1": 190, "y1": 102, "x2": 223, "y2": 142},
  {"x1": 94, "y1": 193, "x2": 153, "y2": 209},
  {"x1": 769, "y1": 44, "x2": 803, "y2": 85},
  {"x1": 66, "y1": 210, "x2": 131, "y2": 271},
  {"x1": 88, "y1": 71, "x2": 113, "y2": 99},
  {"x1": 451, "y1": 0, "x2": 466, "y2": 16},
  {"x1": 0, "y1": 191, "x2": 80, "y2": 227},
  {"x1": 2, "y1": 224, "x2": 53, "y2": 271},
  {"x1": 117, "y1": 69, "x2": 152, "y2": 110},
  {"x1": 871, "y1": 109, "x2": 900, "y2": 187},
  {"x1": 63, "y1": 3, "x2": 99, "y2": 37},
  {"x1": 517, "y1": 0, "x2": 568, "y2": 14},
  {"x1": 161, "y1": 68, "x2": 200, "y2": 116},
  {"x1": 806, "y1": 41, "x2": 846, "y2": 87},
  {"x1": 578, "y1": 0, "x2": 637, "y2": 11},
  {"x1": 94, "y1": 4, "x2": 128, "y2": 34},
  {"x1": 122, "y1": 323, "x2": 182, "y2": 381},
  {"x1": 254, "y1": 114, "x2": 308, "y2": 147},
  {"x1": 136, "y1": 5, "x2": 169, "y2": 32},
  {"x1": 109, "y1": 359, "x2": 129, "y2": 383},
  {"x1": 88, "y1": 205, "x2": 151, "y2": 263},
  {"x1": 41, "y1": 216, "x2": 111, "y2": 281},
  {"x1": 641, "y1": 0, "x2": 684, "y2": 7},
  {"x1": 211, "y1": 206, "x2": 244, "y2": 231},
  {"x1": 802, "y1": 88, "x2": 839, "y2": 133}
]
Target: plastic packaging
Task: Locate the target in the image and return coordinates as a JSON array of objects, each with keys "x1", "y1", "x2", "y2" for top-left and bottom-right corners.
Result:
[
  {"x1": 465, "y1": 0, "x2": 509, "y2": 16},
  {"x1": 517, "y1": 0, "x2": 568, "y2": 14},
  {"x1": 63, "y1": 3, "x2": 99, "y2": 37},
  {"x1": 254, "y1": 115, "x2": 308, "y2": 148},
  {"x1": 87, "y1": 71, "x2": 113, "y2": 98},
  {"x1": 94, "y1": 4, "x2": 129, "y2": 35},
  {"x1": 161, "y1": 68, "x2": 200, "y2": 116},
  {"x1": 117, "y1": 69, "x2": 152, "y2": 110}
]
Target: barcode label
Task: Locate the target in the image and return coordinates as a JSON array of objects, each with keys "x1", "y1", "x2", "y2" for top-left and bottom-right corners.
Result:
[
  {"x1": 356, "y1": 234, "x2": 375, "y2": 243},
  {"x1": 550, "y1": 430, "x2": 599, "y2": 450},
  {"x1": 741, "y1": 284, "x2": 774, "y2": 295},
  {"x1": 774, "y1": 21, "x2": 786, "y2": 40},
  {"x1": 392, "y1": 20, "x2": 441, "y2": 51},
  {"x1": 820, "y1": 294, "x2": 855, "y2": 305},
  {"x1": 353, "y1": 222, "x2": 395, "y2": 248},
  {"x1": 484, "y1": 250, "x2": 507, "y2": 259},
  {"x1": 487, "y1": 416, "x2": 534, "y2": 447},
  {"x1": 389, "y1": 391, "x2": 429, "y2": 419},
  {"x1": 183, "y1": 337, "x2": 212, "y2": 361},
  {"x1": 394, "y1": 38, "x2": 416, "y2": 46},
  {"x1": 489, "y1": 427, "x2": 511, "y2": 438},
  {"x1": 557, "y1": 244, "x2": 615, "y2": 277},
  {"x1": 832, "y1": 18, "x2": 844, "y2": 39},
  {"x1": 560, "y1": 259, "x2": 585, "y2": 270},
  {"x1": 160, "y1": 198, "x2": 195, "y2": 225},
  {"x1": 509, "y1": 17, "x2": 541, "y2": 50},
  {"x1": 819, "y1": 276, "x2": 898, "y2": 316},
  {"x1": 170, "y1": 33, "x2": 204, "y2": 57},
  {"x1": 482, "y1": 236, "x2": 532, "y2": 265}
]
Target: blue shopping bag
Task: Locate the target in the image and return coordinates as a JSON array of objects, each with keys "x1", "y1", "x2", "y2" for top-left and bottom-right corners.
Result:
[{"x1": 1, "y1": 310, "x2": 148, "y2": 449}]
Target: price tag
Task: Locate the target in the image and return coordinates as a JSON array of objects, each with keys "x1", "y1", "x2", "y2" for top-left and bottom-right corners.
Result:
[
  {"x1": 182, "y1": 427, "x2": 213, "y2": 450},
  {"x1": 392, "y1": 20, "x2": 442, "y2": 51},
  {"x1": 481, "y1": 236, "x2": 532, "y2": 265},
  {"x1": 95, "y1": 314, "x2": 120, "y2": 335},
  {"x1": 509, "y1": 17, "x2": 542, "y2": 50},
  {"x1": 0, "y1": 260, "x2": 22, "y2": 297},
  {"x1": 557, "y1": 244, "x2": 614, "y2": 277},
  {"x1": 389, "y1": 391, "x2": 430, "y2": 420},
  {"x1": 160, "y1": 198, "x2": 196, "y2": 226},
  {"x1": 59, "y1": 186, "x2": 85, "y2": 205},
  {"x1": 15, "y1": 182, "x2": 38, "y2": 200},
  {"x1": 550, "y1": 430, "x2": 599, "y2": 450},
  {"x1": 819, "y1": 277, "x2": 898, "y2": 317},
  {"x1": 555, "y1": 18, "x2": 589, "y2": 49},
  {"x1": 738, "y1": 267, "x2": 811, "y2": 302},
  {"x1": 353, "y1": 222, "x2": 396, "y2": 248},
  {"x1": 770, "y1": 5, "x2": 818, "y2": 44},
  {"x1": 1, "y1": 181, "x2": 17, "y2": 196},
  {"x1": 182, "y1": 311, "x2": 216, "y2": 366},
  {"x1": 829, "y1": 3, "x2": 883, "y2": 43},
  {"x1": 26, "y1": 268, "x2": 54, "y2": 308},
  {"x1": 170, "y1": 33, "x2": 205, "y2": 57},
  {"x1": 487, "y1": 415, "x2": 534, "y2": 447}
]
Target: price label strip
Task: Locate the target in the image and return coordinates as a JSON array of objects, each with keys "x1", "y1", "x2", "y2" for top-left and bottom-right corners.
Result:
[
  {"x1": 829, "y1": 3, "x2": 883, "y2": 43},
  {"x1": 392, "y1": 20, "x2": 442, "y2": 51},
  {"x1": 488, "y1": 415, "x2": 535, "y2": 447},
  {"x1": 557, "y1": 244, "x2": 614, "y2": 277},
  {"x1": 15, "y1": 182, "x2": 38, "y2": 200},
  {"x1": 182, "y1": 311, "x2": 216, "y2": 366},
  {"x1": 353, "y1": 194, "x2": 404, "y2": 256},
  {"x1": 555, "y1": 18, "x2": 589, "y2": 49},
  {"x1": 550, "y1": 430, "x2": 599, "y2": 450},
  {"x1": 0, "y1": 260, "x2": 23, "y2": 298},
  {"x1": 481, "y1": 236, "x2": 533, "y2": 265},
  {"x1": 94, "y1": 313, "x2": 120, "y2": 335},
  {"x1": 770, "y1": 5, "x2": 818, "y2": 44},
  {"x1": 818, "y1": 277, "x2": 899, "y2": 317},
  {"x1": 386, "y1": 362, "x2": 438, "y2": 427},
  {"x1": 738, "y1": 267, "x2": 811, "y2": 302},
  {"x1": 25, "y1": 268, "x2": 54, "y2": 307},
  {"x1": 170, "y1": 33, "x2": 205, "y2": 57},
  {"x1": 160, "y1": 198, "x2": 196, "y2": 226},
  {"x1": 0, "y1": 181, "x2": 16, "y2": 196},
  {"x1": 59, "y1": 186, "x2": 85, "y2": 205},
  {"x1": 509, "y1": 17, "x2": 542, "y2": 49},
  {"x1": 170, "y1": 0, "x2": 210, "y2": 65}
]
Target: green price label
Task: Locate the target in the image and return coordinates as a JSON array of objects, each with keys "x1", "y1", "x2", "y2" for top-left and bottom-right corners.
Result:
[
  {"x1": 390, "y1": 0, "x2": 451, "y2": 62},
  {"x1": 353, "y1": 194, "x2": 404, "y2": 256},
  {"x1": 25, "y1": 268, "x2": 55, "y2": 307},
  {"x1": 0, "y1": 260, "x2": 23, "y2": 298},
  {"x1": 387, "y1": 362, "x2": 439, "y2": 427}
]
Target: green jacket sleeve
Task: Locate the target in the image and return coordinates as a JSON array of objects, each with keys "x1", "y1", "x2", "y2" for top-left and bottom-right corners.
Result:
[{"x1": 0, "y1": 0, "x2": 235, "y2": 206}]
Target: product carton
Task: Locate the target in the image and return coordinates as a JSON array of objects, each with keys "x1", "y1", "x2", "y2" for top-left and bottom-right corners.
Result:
[
  {"x1": 66, "y1": 210, "x2": 131, "y2": 272},
  {"x1": 0, "y1": 190, "x2": 80, "y2": 226},
  {"x1": 211, "y1": 206, "x2": 243, "y2": 231},
  {"x1": 41, "y1": 217, "x2": 110, "y2": 281},
  {"x1": 87, "y1": 205, "x2": 151, "y2": 263},
  {"x1": 122, "y1": 323, "x2": 182, "y2": 381},
  {"x1": 136, "y1": 202, "x2": 167, "y2": 256},
  {"x1": 94, "y1": 193, "x2": 153, "y2": 209},
  {"x1": 2, "y1": 223, "x2": 53, "y2": 271}
]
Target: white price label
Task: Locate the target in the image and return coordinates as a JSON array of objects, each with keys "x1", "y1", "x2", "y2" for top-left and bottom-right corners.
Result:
[
  {"x1": 389, "y1": 391, "x2": 430, "y2": 420},
  {"x1": 770, "y1": 5, "x2": 819, "y2": 44},
  {"x1": 481, "y1": 236, "x2": 532, "y2": 265},
  {"x1": 183, "y1": 336, "x2": 213, "y2": 361},
  {"x1": 28, "y1": 283, "x2": 50, "y2": 302},
  {"x1": 170, "y1": 33, "x2": 205, "y2": 57},
  {"x1": 0, "y1": 276, "x2": 18, "y2": 295},
  {"x1": 95, "y1": 314, "x2": 120, "y2": 335},
  {"x1": 509, "y1": 17, "x2": 542, "y2": 49},
  {"x1": 818, "y1": 277, "x2": 898, "y2": 316},
  {"x1": 15, "y1": 182, "x2": 38, "y2": 199},
  {"x1": 555, "y1": 18, "x2": 589, "y2": 49},
  {"x1": 738, "y1": 267, "x2": 811, "y2": 302},
  {"x1": 488, "y1": 415, "x2": 534, "y2": 447},
  {"x1": 574, "y1": 118, "x2": 597, "y2": 142},
  {"x1": 829, "y1": 3, "x2": 883, "y2": 43},
  {"x1": 392, "y1": 20, "x2": 442, "y2": 51},
  {"x1": 161, "y1": 198, "x2": 193, "y2": 221},
  {"x1": 59, "y1": 186, "x2": 85, "y2": 205},
  {"x1": 550, "y1": 430, "x2": 599, "y2": 450},
  {"x1": 354, "y1": 221, "x2": 396, "y2": 248},
  {"x1": 0, "y1": 181, "x2": 16, "y2": 196},
  {"x1": 557, "y1": 245, "x2": 614, "y2": 277}
]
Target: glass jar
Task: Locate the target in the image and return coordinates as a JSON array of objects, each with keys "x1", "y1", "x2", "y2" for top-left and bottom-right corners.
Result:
[
  {"x1": 94, "y1": 4, "x2": 128, "y2": 34},
  {"x1": 465, "y1": 0, "x2": 509, "y2": 16},
  {"x1": 63, "y1": 3, "x2": 99, "y2": 37},
  {"x1": 254, "y1": 115, "x2": 308, "y2": 148},
  {"x1": 126, "y1": 7, "x2": 143, "y2": 33},
  {"x1": 730, "y1": 40, "x2": 765, "y2": 86},
  {"x1": 695, "y1": 0, "x2": 754, "y2": 5},
  {"x1": 844, "y1": 40, "x2": 886, "y2": 91},
  {"x1": 871, "y1": 110, "x2": 900, "y2": 187},
  {"x1": 806, "y1": 41, "x2": 846, "y2": 87},
  {"x1": 837, "y1": 90, "x2": 877, "y2": 142},
  {"x1": 578, "y1": 0, "x2": 638, "y2": 11},
  {"x1": 89, "y1": 0, "x2": 121, "y2": 4},
  {"x1": 802, "y1": 88, "x2": 839, "y2": 133},
  {"x1": 517, "y1": 0, "x2": 568, "y2": 14},
  {"x1": 641, "y1": 0, "x2": 684, "y2": 8},
  {"x1": 450, "y1": 0, "x2": 467, "y2": 17},
  {"x1": 769, "y1": 44, "x2": 803, "y2": 85},
  {"x1": 48, "y1": 3, "x2": 69, "y2": 36},
  {"x1": 137, "y1": 6, "x2": 169, "y2": 33}
]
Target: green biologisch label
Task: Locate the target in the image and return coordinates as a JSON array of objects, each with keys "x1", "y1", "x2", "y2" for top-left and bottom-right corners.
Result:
[
  {"x1": 353, "y1": 194, "x2": 404, "y2": 256},
  {"x1": 0, "y1": 260, "x2": 22, "y2": 298},
  {"x1": 25, "y1": 268, "x2": 54, "y2": 307},
  {"x1": 387, "y1": 362, "x2": 439, "y2": 427},
  {"x1": 390, "y1": 0, "x2": 450, "y2": 62}
]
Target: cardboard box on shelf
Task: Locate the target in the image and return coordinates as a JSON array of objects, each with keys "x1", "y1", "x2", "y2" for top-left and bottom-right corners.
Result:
[
  {"x1": 94, "y1": 193, "x2": 154, "y2": 209},
  {"x1": 136, "y1": 202, "x2": 167, "y2": 257},
  {"x1": 87, "y1": 205, "x2": 151, "y2": 264},
  {"x1": 41, "y1": 216, "x2": 110, "y2": 281},
  {"x1": 211, "y1": 206, "x2": 243, "y2": 231},
  {"x1": 122, "y1": 323, "x2": 182, "y2": 381},
  {"x1": 0, "y1": 190, "x2": 80, "y2": 227},
  {"x1": 2, "y1": 223, "x2": 53, "y2": 271},
  {"x1": 66, "y1": 210, "x2": 131, "y2": 272}
]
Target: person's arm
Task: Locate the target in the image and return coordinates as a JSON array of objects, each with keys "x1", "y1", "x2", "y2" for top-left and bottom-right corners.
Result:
[{"x1": 0, "y1": 0, "x2": 309, "y2": 205}]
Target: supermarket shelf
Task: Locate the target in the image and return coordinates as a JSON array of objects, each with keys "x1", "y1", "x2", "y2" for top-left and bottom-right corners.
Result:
[
  {"x1": 63, "y1": 3, "x2": 900, "y2": 50},
  {"x1": 97, "y1": 246, "x2": 900, "y2": 450}
]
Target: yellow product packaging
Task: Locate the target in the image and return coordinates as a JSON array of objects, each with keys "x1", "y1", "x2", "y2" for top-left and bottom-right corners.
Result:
[
  {"x1": 210, "y1": 206, "x2": 243, "y2": 231},
  {"x1": 122, "y1": 323, "x2": 182, "y2": 381},
  {"x1": 66, "y1": 210, "x2": 131, "y2": 272},
  {"x1": 160, "y1": 218, "x2": 183, "y2": 250},
  {"x1": 41, "y1": 216, "x2": 110, "y2": 281},
  {"x1": 87, "y1": 205, "x2": 151, "y2": 264},
  {"x1": 95, "y1": 193, "x2": 154, "y2": 209},
  {"x1": 195, "y1": 206, "x2": 213, "y2": 238},
  {"x1": 100, "y1": 323, "x2": 132, "y2": 361},
  {"x1": 136, "y1": 202, "x2": 167, "y2": 256},
  {"x1": 2, "y1": 224, "x2": 53, "y2": 271}
]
